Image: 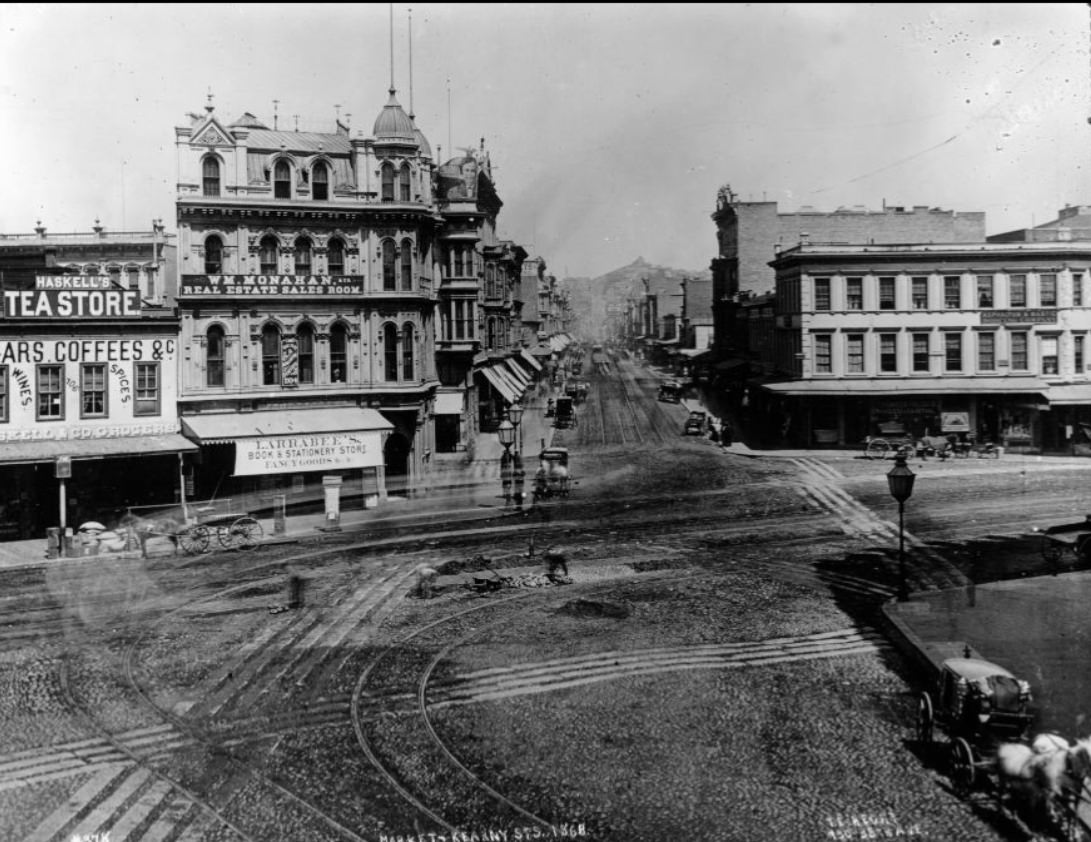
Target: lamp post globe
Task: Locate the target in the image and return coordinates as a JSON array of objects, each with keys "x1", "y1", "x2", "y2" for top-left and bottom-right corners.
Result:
[
  {"x1": 497, "y1": 418, "x2": 515, "y2": 451},
  {"x1": 508, "y1": 401, "x2": 524, "y2": 427},
  {"x1": 886, "y1": 453, "x2": 916, "y2": 602}
]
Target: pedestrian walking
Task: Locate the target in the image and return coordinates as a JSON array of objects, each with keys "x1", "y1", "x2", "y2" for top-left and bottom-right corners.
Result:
[
  {"x1": 721, "y1": 421, "x2": 733, "y2": 448},
  {"x1": 544, "y1": 546, "x2": 569, "y2": 581},
  {"x1": 415, "y1": 565, "x2": 439, "y2": 599}
]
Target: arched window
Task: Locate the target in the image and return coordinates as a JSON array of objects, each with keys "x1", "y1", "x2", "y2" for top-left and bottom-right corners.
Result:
[
  {"x1": 381, "y1": 162, "x2": 395, "y2": 202},
  {"x1": 294, "y1": 237, "x2": 312, "y2": 275},
  {"x1": 296, "y1": 324, "x2": 315, "y2": 384},
  {"x1": 204, "y1": 236, "x2": 223, "y2": 274},
  {"x1": 203, "y1": 157, "x2": 221, "y2": 197},
  {"x1": 274, "y1": 160, "x2": 291, "y2": 198},
  {"x1": 485, "y1": 265, "x2": 497, "y2": 299},
  {"x1": 312, "y1": 162, "x2": 329, "y2": 200},
  {"x1": 400, "y1": 238, "x2": 413, "y2": 291},
  {"x1": 402, "y1": 324, "x2": 415, "y2": 380},
  {"x1": 382, "y1": 239, "x2": 397, "y2": 291},
  {"x1": 259, "y1": 235, "x2": 279, "y2": 274},
  {"x1": 327, "y1": 238, "x2": 344, "y2": 275},
  {"x1": 206, "y1": 325, "x2": 225, "y2": 387},
  {"x1": 383, "y1": 323, "x2": 398, "y2": 382},
  {"x1": 329, "y1": 322, "x2": 348, "y2": 383},
  {"x1": 261, "y1": 324, "x2": 281, "y2": 385},
  {"x1": 399, "y1": 164, "x2": 411, "y2": 201},
  {"x1": 487, "y1": 317, "x2": 497, "y2": 350}
]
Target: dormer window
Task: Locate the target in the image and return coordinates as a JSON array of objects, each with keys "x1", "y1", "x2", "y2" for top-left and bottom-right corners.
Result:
[
  {"x1": 381, "y1": 163, "x2": 395, "y2": 202},
  {"x1": 203, "y1": 157, "x2": 221, "y2": 197},
  {"x1": 312, "y1": 162, "x2": 329, "y2": 200},
  {"x1": 274, "y1": 160, "x2": 291, "y2": 199}
]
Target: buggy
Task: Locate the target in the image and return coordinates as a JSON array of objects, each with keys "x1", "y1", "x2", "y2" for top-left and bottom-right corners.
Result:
[
  {"x1": 658, "y1": 381, "x2": 683, "y2": 403},
  {"x1": 533, "y1": 447, "x2": 570, "y2": 501},
  {"x1": 1037, "y1": 514, "x2": 1091, "y2": 570},
  {"x1": 554, "y1": 395, "x2": 575, "y2": 429},
  {"x1": 917, "y1": 656, "x2": 1034, "y2": 796}
]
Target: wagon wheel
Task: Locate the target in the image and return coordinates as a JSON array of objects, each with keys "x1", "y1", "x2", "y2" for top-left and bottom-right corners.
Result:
[
  {"x1": 177, "y1": 524, "x2": 211, "y2": 555},
  {"x1": 866, "y1": 438, "x2": 891, "y2": 460},
  {"x1": 1076, "y1": 535, "x2": 1091, "y2": 566},
  {"x1": 218, "y1": 516, "x2": 263, "y2": 551},
  {"x1": 1041, "y1": 535, "x2": 1065, "y2": 566},
  {"x1": 950, "y1": 737, "x2": 976, "y2": 796},
  {"x1": 916, "y1": 692, "x2": 934, "y2": 744},
  {"x1": 178, "y1": 523, "x2": 210, "y2": 556}
]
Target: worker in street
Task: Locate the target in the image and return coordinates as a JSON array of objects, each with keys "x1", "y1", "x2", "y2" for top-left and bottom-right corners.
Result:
[{"x1": 416, "y1": 565, "x2": 439, "y2": 599}]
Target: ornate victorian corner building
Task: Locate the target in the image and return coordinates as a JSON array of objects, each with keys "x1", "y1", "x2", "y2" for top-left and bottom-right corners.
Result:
[{"x1": 174, "y1": 92, "x2": 439, "y2": 508}]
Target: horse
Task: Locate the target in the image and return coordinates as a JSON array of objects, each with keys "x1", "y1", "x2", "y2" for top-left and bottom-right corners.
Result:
[
  {"x1": 117, "y1": 512, "x2": 183, "y2": 558},
  {"x1": 996, "y1": 735, "x2": 1091, "y2": 828}
]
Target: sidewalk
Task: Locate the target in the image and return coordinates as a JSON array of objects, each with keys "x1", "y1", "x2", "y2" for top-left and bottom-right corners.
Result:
[{"x1": 0, "y1": 383, "x2": 562, "y2": 572}]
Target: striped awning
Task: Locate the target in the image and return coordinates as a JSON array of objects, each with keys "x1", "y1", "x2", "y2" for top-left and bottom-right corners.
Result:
[
  {"x1": 181, "y1": 407, "x2": 392, "y2": 444},
  {"x1": 479, "y1": 367, "x2": 518, "y2": 404},
  {"x1": 519, "y1": 348, "x2": 543, "y2": 371}
]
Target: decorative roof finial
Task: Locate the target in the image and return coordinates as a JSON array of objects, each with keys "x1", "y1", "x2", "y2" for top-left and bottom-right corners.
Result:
[
  {"x1": 205, "y1": 87, "x2": 214, "y2": 114},
  {"x1": 273, "y1": 99, "x2": 279, "y2": 130},
  {"x1": 408, "y1": 7, "x2": 415, "y2": 118},
  {"x1": 388, "y1": 1, "x2": 396, "y2": 95}
]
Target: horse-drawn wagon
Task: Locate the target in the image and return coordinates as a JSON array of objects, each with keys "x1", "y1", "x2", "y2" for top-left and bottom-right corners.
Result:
[
  {"x1": 917, "y1": 655, "x2": 1091, "y2": 838},
  {"x1": 1037, "y1": 515, "x2": 1091, "y2": 571},
  {"x1": 122, "y1": 499, "x2": 264, "y2": 557},
  {"x1": 533, "y1": 447, "x2": 570, "y2": 502}
]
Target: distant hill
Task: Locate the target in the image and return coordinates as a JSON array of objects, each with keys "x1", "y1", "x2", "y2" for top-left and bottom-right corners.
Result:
[{"x1": 560, "y1": 257, "x2": 711, "y2": 341}]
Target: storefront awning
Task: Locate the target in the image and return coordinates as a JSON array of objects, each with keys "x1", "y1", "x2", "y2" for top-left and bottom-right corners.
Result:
[
  {"x1": 181, "y1": 407, "x2": 393, "y2": 444},
  {"x1": 549, "y1": 336, "x2": 565, "y2": 352},
  {"x1": 434, "y1": 392, "x2": 464, "y2": 415},
  {"x1": 519, "y1": 348, "x2": 543, "y2": 372},
  {"x1": 480, "y1": 366, "x2": 518, "y2": 404},
  {"x1": 759, "y1": 376, "x2": 1049, "y2": 398},
  {"x1": 504, "y1": 359, "x2": 532, "y2": 388},
  {"x1": 0, "y1": 434, "x2": 197, "y2": 466},
  {"x1": 529, "y1": 344, "x2": 554, "y2": 358},
  {"x1": 491, "y1": 364, "x2": 524, "y2": 399},
  {"x1": 1047, "y1": 384, "x2": 1091, "y2": 405}
]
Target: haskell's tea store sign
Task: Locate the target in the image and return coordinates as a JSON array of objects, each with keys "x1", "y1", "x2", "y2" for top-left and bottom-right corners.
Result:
[
  {"x1": 2, "y1": 276, "x2": 142, "y2": 318},
  {"x1": 180, "y1": 275, "x2": 364, "y2": 296}
]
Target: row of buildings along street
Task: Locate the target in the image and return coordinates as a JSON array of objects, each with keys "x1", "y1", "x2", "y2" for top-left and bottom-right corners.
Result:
[
  {"x1": 0, "y1": 93, "x2": 573, "y2": 542},
  {"x1": 611, "y1": 191, "x2": 1091, "y2": 459}
]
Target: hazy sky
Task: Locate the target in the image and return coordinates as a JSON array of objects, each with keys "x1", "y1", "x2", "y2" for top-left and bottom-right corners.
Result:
[{"x1": 2, "y1": 3, "x2": 1090, "y2": 277}]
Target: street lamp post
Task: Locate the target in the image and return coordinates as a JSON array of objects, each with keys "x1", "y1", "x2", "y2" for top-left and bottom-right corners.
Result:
[
  {"x1": 886, "y1": 453, "x2": 917, "y2": 602},
  {"x1": 498, "y1": 417, "x2": 515, "y2": 506},
  {"x1": 507, "y1": 401, "x2": 525, "y2": 508}
]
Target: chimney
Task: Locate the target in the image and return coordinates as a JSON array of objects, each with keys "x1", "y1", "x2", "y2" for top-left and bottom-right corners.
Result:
[{"x1": 34, "y1": 220, "x2": 46, "y2": 238}]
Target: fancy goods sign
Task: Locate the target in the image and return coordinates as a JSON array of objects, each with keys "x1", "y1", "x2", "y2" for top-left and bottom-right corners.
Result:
[{"x1": 234, "y1": 431, "x2": 384, "y2": 475}]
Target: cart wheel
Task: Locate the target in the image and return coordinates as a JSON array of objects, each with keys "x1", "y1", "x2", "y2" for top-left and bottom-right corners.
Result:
[
  {"x1": 950, "y1": 737, "x2": 976, "y2": 796},
  {"x1": 866, "y1": 438, "x2": 890, "y2": 460},
  {"x1": 219, "y1": 516, "x2": 263, "y2": 551},
  {"x1": 178, "y1": 524, "x2": 211, "y2": 555},
  {"x1": 1042, "y1": 536, "x2": 1064, "y2": 566},
  {"x1": 916, "y1": 692, "x2": 934, "y2": 744}
]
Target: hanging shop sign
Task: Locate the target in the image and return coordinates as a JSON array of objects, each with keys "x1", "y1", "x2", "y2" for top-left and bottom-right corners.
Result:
[
  {"x1": 234, "y1": 431, "x2": 384, "y2": 476},
  {"x1": 179, "y1": 275, "x2": 364, "y2": 296},
  {"x1": 941, "y1": 412, "x2": 971, "y2": 433}
]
